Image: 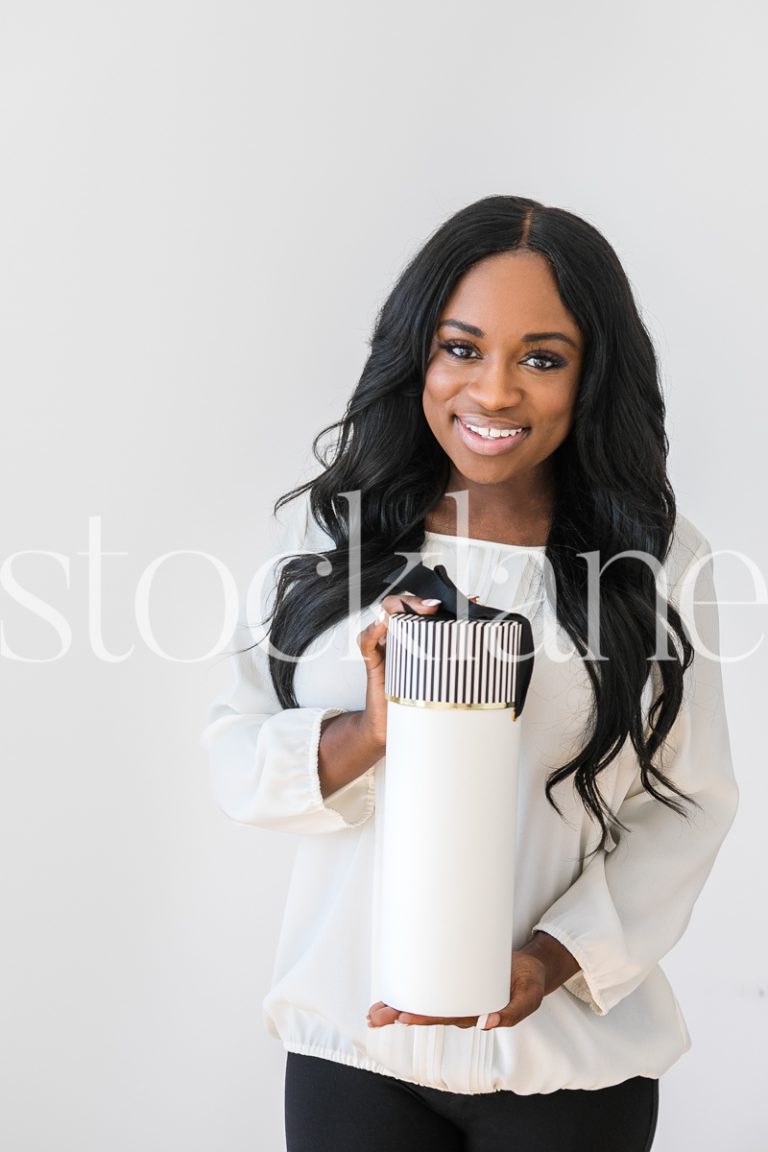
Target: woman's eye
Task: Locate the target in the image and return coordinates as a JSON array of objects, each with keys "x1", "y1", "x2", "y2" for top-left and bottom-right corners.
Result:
[
  {"x1": 437, "y1": 339, "x2": 478, "y2": 360},
  {"x1": 522, "y1": 350, "x2": 567, "y2": 371}
]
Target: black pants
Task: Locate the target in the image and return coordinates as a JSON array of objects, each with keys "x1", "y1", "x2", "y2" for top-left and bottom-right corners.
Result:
[{"x1": 284, "y1": 1052, "x2": 659, "y2": 1152}]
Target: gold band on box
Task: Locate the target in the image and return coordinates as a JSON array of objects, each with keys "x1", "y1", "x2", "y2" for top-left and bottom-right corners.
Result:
[{"x1": 384, "y1": 693, "x2": 518, "y2": 719}]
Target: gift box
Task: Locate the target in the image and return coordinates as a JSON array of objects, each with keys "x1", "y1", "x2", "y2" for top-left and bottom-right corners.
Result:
[{"x1": 375, "y1": 562, "x2": 535, "y2": 1018}]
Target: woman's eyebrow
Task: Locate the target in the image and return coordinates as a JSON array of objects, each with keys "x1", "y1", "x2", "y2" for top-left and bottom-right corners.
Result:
[
  {"x1": 522, "y1": 330, "x2": 580, "y2": 350},
  {"x1": 436, "y1": 319, "x2": 579, "y2": 350},
  {"x1": 437, "y1": 318, "x2": 486, "y2": 338}
]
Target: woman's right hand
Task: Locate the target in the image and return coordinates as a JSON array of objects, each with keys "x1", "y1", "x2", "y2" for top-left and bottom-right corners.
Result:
[{"x1": 356, "y1": 593, "x2": 443, "y2": 750}]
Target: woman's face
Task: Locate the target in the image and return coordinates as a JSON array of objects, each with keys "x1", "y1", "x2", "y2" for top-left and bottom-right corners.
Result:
[{"x1": 423, "y1": 250, "x2": 584, "y2": 496}]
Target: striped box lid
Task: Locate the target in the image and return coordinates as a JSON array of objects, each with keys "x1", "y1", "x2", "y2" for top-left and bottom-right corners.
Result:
[{"x1": 383, "y1": 612, "x2": 533, "y2": 715}]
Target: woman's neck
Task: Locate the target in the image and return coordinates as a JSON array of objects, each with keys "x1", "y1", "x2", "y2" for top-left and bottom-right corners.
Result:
[{"x1": 426, "y1": 471, "x2": 555, "y2": 547}]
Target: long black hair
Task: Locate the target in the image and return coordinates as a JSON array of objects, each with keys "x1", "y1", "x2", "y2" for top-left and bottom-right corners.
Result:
[{"x1": 251, "y1": 195, "x2": 695, "y2": 851}]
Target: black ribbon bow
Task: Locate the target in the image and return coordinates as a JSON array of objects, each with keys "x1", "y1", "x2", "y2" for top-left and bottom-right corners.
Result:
[{"x1": 382, "y1": 558, "x2": 536, "y2": 714}]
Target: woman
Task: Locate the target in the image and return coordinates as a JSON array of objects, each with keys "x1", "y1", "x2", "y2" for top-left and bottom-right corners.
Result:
[{"x1": 202, "y1": 195, "x2": 738, "y2": 1151}]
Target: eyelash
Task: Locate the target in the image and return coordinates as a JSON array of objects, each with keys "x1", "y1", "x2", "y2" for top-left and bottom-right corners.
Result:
[{"x1": 436, "y1": 339, "x2": 567, "y2": 371}]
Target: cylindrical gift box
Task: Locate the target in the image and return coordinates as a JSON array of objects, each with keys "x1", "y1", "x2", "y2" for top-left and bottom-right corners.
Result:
[{"x1": 377, "y1": 607, "x2": 533, "y2": 1018}]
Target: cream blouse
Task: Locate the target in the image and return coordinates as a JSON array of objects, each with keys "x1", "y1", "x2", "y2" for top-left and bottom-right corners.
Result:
[{"x1": 200, "y1": 490, "x2": 738, "y2": 1095}]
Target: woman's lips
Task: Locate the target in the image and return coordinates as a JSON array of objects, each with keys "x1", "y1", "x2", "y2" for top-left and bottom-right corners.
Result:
[{"x1": 454, "y1": 415, "x2": 531, "y2": 456}]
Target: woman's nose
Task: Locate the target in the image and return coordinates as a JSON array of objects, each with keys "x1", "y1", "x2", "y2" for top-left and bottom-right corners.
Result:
[{"x1": 465, "y1": 358, "x2": 525, "y2": 408}]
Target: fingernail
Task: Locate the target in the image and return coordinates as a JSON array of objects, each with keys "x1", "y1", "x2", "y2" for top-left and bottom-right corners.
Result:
[
  {"x1": 376, "y1": 607, "x2": 387, "y2": 622},
  {"x1": 476, "y1": 1013, "x2": 489, "y2": 1030},
  {"x1": 377, "y1": 635, "x2": 387, "y2": 646},
  {"x1": 422, "y1": 598, "x2": 441, "y2": 606}
]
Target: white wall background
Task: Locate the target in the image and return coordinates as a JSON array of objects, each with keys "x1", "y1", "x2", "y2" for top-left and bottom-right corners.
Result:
[{"x1": 1, "y1": 2, "x2": 765, "y2": 1149}]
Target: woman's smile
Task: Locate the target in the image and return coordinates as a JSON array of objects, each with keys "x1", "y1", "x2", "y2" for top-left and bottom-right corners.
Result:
[{"x1": 454, "y1": 414, "x2": 532, "y2": 455}]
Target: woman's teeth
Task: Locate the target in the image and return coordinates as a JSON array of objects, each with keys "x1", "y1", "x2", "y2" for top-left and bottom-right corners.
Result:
[{"x1": 461, "y1": 419, "x2": 526, "y2": 439}]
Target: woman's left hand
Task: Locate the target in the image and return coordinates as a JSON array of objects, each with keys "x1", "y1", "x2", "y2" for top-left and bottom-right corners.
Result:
[{"x1": 366, "y1": 932, "x2": 579, "y2": 1031}]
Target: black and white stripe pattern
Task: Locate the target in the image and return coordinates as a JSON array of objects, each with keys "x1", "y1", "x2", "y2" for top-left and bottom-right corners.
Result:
[{"x1": 383, "y1": 613, "x2": 524, "y2": 710}]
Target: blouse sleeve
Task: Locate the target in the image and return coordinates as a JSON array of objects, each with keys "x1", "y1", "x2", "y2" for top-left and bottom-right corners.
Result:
[
  {"x1": 531, "y1": 534, "x2": 739, "y2": 1015},
  {"x1": 199, "y1": 492, "x2": 377, "y2": 834}
]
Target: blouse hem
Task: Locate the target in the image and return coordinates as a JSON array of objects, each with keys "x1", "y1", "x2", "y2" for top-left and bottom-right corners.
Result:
[{"x1": 277, "y1": 1034, "x2": 687, "y2": 1097}]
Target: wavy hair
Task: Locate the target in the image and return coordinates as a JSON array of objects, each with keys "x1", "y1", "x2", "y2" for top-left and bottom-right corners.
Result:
[{"x1": 247, "y1": 194, "x2": 696, "y2": 851}]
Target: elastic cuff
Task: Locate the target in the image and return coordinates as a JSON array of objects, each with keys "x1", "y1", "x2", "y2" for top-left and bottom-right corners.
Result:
[
  {"x1": 309, "y1": 707, "x2": 378, "y2": 828},
  {"x1": 530, "y1": 920, "x2": 609, "y2": 1016}
]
